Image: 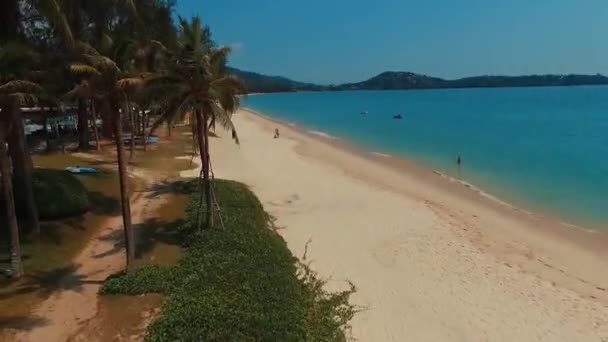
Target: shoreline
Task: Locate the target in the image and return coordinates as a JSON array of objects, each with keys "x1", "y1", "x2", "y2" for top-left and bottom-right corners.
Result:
[
  {"x1": 244, "y1": 107, "x2": 601, "y2": 233},
  {"x1": 241, "y1": 107, "x2": 608, "y2": 295}
]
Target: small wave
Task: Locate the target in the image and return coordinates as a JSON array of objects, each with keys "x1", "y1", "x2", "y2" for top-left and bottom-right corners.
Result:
[
  {"x1": 309, "y1": 130, "x2": 337, "y2": 140},
  {"x1": 372, "y1": 152, "x2": 391, "y2": 157}
]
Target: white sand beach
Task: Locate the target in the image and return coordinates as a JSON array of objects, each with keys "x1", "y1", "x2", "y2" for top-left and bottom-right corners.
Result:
[{"x1": 183, "y1": 109, "x2": 608, "y2": 341}]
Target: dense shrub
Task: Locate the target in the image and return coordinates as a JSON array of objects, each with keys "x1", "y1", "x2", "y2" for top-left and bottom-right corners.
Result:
[
  {"x1": 23, "y1": 168, "x2": 90, "y2": 219},
  {"x1": 2, "y1": 168, "x2": 90, "y2": 220},
  {"x1": 101, "y1": 180, "x2": 356, "y2": 341}
]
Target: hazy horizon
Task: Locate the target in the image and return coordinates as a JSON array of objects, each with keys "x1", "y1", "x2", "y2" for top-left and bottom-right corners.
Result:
[{"x1": 177, "y1": 0, "x2": 608, "y2": 84}]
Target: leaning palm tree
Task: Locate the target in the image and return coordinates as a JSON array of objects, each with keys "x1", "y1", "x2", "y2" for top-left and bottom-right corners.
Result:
[
  {"x1": 68, "y1": 48, "x2": 141, "y2": 270},
  {"x1": 0, "y1": 42, "x2": 43, "y2": 236},
  {"x1": 145, "y1": 17, "x2": 244, "y2": 229},
  {"x1": 0, "y1": 115, "x2": 22, "y2": 278},
  {"x1": 0, "y1": 79, "x2": 45, "y2": 278}
]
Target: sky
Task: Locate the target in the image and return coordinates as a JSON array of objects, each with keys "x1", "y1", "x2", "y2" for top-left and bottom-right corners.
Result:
[{"x1": 176, "y1": 0, "x2": 608, "y2": 84}]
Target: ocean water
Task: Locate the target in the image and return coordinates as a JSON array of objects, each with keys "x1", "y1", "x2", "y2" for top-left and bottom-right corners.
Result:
[{"x1": 243, "y1": 87, "x2": 608, "y2": 228}]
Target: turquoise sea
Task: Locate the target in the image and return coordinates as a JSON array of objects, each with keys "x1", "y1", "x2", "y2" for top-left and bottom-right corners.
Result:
[{"x1": 243, "y1": 87, "x2": 608, "y2": 228}]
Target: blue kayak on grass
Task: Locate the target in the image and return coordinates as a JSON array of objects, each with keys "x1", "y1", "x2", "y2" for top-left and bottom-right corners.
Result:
[{"x1": 65, "y1": 166, "x2": 98, "y2": 174}]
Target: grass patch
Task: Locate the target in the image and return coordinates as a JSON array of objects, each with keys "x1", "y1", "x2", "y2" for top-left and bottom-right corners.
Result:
[{"x1": 101, "y1": 180, "x2": 356, "y2": 341}]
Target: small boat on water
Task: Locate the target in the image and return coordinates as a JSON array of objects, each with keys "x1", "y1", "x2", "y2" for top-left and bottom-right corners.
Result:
[
  {"x1": 393, "y1": 114, "x2": 403, "y2": 119},
  {"x1": 361, "y1": 111, "x2": 369, "y2": 115},
  {"x1": 65, "y1": 166, "x2": 98, "y2": 174}
]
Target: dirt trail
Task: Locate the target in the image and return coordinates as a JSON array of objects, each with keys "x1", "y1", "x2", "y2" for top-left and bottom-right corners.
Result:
[{"x1": 13, "y1": 173, "x2": 168, "y2": 342}]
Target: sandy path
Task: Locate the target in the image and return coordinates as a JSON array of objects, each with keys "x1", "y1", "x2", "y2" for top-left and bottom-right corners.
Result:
[
  {"x1": 183, "y1": 109, "x2": 608, "y2": 342},
  {"x1": 13, "y1": 174, "x2": 167, "y2": 342}
]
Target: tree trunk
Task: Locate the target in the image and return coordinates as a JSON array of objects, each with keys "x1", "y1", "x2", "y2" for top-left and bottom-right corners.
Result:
[
  {"x1": 7, "y1": 106, "x2": 39, "y2": 236},
  {"x1": 135, "y1": 110, "x2": 141, "y2": 136},
  {"x1": 77, "y1": 98, "x2": 89, "y2": 150},
  {"x1": 112, "y1": 105, "x2": 135, "y2": 271},
  {"x1": 195, "y1": 109, "x2": 212, "y2": 229},
  {"x1": 202, "y1": 108, "x2": 214, "y2": 228},
  {"x1": 90, "y1": 100, "x2": 101, "y2": 151},
  {"x1": 101, "y1": 113, "x2": 113, "y2": 139},
  {"x1": 195, "y1": 109, "x2": 213, "y2": 229},
  {"x1": 0, "y1": 122, "x2": 23, "y2": 278},
  {"x1": 125, "y1": 96, "x2": 135, "y2": 159},
  {"x1": 43, "y1": 114, "x2": 50, "y2": 152},
  {"x1": 142, "y1": 111, "x2": 148, "y2": 152}
]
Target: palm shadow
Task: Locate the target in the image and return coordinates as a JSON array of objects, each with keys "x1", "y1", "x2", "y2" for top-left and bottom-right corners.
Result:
[
  {"x1": 146, "y1": 180, "x2": 194, "y2": 199},
  {"x1": 0, "y1": 315, "x2": 50, "y2": 332},
  {"x1": 92, "y1": 218, "x2": 184, "y2": 260},
  {"x1": 88, "y1": 191, "x2": 121, "y2": 216},
  {"x1": 0, "y1": 263, "x2": 105, "y2": 301}
]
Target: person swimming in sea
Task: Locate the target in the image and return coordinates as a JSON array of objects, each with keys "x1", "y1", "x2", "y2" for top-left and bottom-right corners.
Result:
[
  {"x1": 274, "y1": 128, "x2": 280, "y2": 139},
  {"x1": 457, "y1": 155, "x2": 462, "y2": 166}
]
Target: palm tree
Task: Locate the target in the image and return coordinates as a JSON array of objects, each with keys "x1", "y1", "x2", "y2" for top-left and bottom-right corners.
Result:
[
  {"x1": 0, "y1": 117, "x2": 22, "y2": 278},
  {"x1": 146, "y1": 16, "x2": 244, "y2": 229},
  {"x1": 68, "y1": 49, "x2": 141, "y2": 270},
  {"x1": 0, "y1": 79, "x2": 45, "y2": 278},
  {"x1": 0, "y1": 42, "x2": 43, "y2": 236}
]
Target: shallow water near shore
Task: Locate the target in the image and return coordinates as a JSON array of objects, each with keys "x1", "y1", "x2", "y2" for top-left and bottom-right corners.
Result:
[{"x1": 244, "y1": 87, "x2": 608, "y2": 228}]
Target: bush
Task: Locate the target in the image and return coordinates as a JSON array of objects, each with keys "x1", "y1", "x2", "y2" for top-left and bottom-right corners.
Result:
[
  {"x1": 12, "y1": 168, "x2": 90, "y2": 220},
  {"x1": 101, "y1": 180, "x2": 356, "y2": 341}
]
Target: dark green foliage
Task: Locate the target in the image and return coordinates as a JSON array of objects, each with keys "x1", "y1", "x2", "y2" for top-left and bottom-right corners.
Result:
[
  {"x1": 101, "y1": 180, "x2": 356, "y2": 341},
  {"x1": 10, "y1": 168, "x2": 90, "y2": 220},
  {"x1": 228, "y1": 67, "x2": 325, "y2": 94},
  {"x1": 102, "y1": 265, "x2": 181, "y2": 295}
]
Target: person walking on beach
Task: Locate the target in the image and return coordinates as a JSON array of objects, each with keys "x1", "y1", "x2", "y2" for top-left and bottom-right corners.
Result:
[{"x1": 274, "y1": 128, "x2": 280, "y2": 139}]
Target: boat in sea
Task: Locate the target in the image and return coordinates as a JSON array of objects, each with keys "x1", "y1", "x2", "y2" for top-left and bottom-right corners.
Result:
[{"x1": 393, "y1": 114, "x2": 403, "y2": 119}]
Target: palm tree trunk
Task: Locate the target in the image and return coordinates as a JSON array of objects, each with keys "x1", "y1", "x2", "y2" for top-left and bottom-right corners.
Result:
[
  {"x1": 7, "y1": 105, "x2": 39, "y2": 236},
  {"x1": 142, "y1": 111, "x2": 148, "y2": 152},
  {"x1": 77, "y1": 99, "x2": 89, "y2": 150},
  {"x1": 202, "y1": 108, "x2": 214, "y2": 228},
  {"x1": 195, "y1": 109, "x2": 212, "y2": 229},
  {"x1": 125, "y1": 96, "x2": 135, "y2": 159},
  {"x1": 112, "y1": 105, "x2": 134, "y2": 271},
  {"x1": 0, "y1": 122, "x2": 23, "y2": 278},
  {"x1": 43, "y1": 114, "x2": 50, "y2": 152},
  {"x1": 90, "y1": 100, "x2": 101, "y2": 151}
]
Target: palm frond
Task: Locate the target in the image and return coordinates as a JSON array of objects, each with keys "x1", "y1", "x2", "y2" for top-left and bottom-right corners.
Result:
[
  {"x1": 116, "y1": 76, "x2": 145, "y2": 91},
  {"x1": 0, "y1": 42, "x2": 41, "y2": 77},
  {"x1": 209, "y1": 101, "x2": 239, "y2": 144},
  {"x1": 0, "y1": 80, "x2": 44, "y2": 95},
  {"x1": 37, "y1": 0, "x2": 75, "y2": 52},
  {"x1": 64, "y1": 81, "x2": 91, "y2": 99},
  {"x1": 75, "y1": 41, "x2": 102, "y2": 57},
  {"x1": 70, "y1": 63, "x2": 101, "y2": 77},
  {"x1": 9, "y1": 93, "x2": 40, "y2": 107},
  {"x1": 82, "y1": 54, "x2": 120, "y2": 73}
]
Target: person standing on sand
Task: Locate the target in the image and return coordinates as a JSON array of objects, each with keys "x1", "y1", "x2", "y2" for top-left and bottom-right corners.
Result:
[{"x1": 274, "y1": 128, "x2": 280, "y2": 139}]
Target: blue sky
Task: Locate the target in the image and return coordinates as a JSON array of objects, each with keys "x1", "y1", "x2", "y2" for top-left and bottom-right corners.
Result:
[{"x1": 176, "y1": 0, "x2": 608, "y2": 84}]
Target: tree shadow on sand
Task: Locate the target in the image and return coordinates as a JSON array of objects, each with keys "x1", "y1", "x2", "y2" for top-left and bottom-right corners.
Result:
[
  {"x1": 92, "y1": 218, "x2": 184, "y2": 260},
  {"x1": 0, "y1": 263, "x2": 105, "y2": 301},
  {"x1": 146, "y1": 180, "x2": 194, "y2": 199},
  {"x1": 87, "y1": 191, "x2": 121, "y2": 216},
  {"x1": 0, "y1": 315, "x2": 50, "y2": 332}
]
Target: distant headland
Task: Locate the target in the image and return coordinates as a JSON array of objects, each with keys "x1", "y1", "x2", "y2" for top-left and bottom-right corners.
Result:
[{"x1": 228, "y1": 67, "x2": 608, "y2": 94}]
